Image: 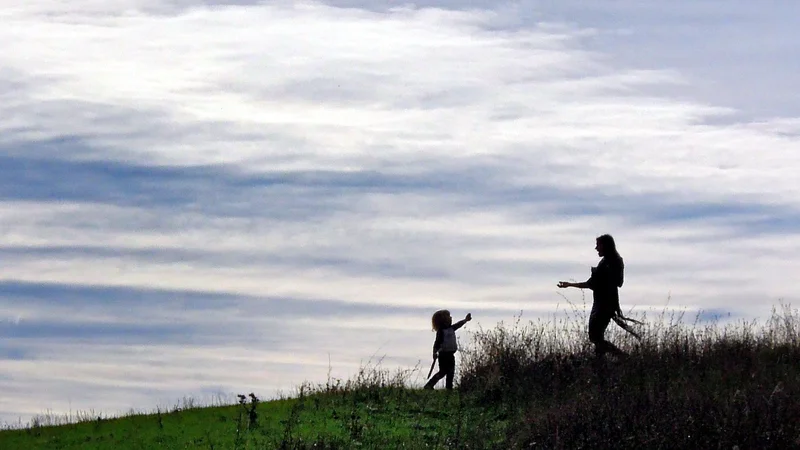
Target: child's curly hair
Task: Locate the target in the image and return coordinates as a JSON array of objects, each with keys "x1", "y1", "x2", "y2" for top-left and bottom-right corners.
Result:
[{"x1": 431, "y1": 309, "x2": 451, "y2": 331}]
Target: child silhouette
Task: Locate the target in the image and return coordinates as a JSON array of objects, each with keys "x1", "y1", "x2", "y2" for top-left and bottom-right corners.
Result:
[{"x1": 424, "y1": 310, "x2": 472, "y2": 390}]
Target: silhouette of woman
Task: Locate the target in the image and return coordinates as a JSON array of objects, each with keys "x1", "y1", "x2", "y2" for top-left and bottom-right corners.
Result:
[{"x1": 558, "y1": 234, "x2": 629, "y2": 357}]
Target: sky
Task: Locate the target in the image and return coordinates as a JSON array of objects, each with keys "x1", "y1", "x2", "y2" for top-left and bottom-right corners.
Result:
[{"x1": 1, "y1": 0, "x2": 799, "y2": 424}]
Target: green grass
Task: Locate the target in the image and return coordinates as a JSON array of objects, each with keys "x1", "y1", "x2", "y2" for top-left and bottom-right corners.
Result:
[
  {"x1": 0, "y1": 388, "x2": 509, "y2": 449},
  {"x1": 3, "y1": 303, "x2": 800, "y2": 449}
]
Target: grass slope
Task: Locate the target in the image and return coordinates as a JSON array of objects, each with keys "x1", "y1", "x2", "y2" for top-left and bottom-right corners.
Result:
[
  {"x1": 3, "y1": 304, "x2": 800, "y2": 449},
  {"x1": 0, "y1": 388, "x2": 504, "y2": 449}
]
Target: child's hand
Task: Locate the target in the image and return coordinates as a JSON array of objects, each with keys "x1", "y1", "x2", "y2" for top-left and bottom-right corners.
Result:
[{"x1": 465, "y1": 313, "x2": 472, "y2": 321}]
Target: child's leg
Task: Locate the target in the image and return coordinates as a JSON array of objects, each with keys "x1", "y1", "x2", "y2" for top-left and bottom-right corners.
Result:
[
  {"x1": 424, "y1": 353, "x2": 455, "y2": 390},
  {"x1": 424, "y1": 369, "x2": 446, "y2": 389},
  {"x1": 439, "y1": 353, "x2": 456, "y2": 390}
]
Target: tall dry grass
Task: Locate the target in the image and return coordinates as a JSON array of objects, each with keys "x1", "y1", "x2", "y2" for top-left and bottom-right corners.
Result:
[{"x1": 459, "y1": 303, "x2": 800, "y2": 448}]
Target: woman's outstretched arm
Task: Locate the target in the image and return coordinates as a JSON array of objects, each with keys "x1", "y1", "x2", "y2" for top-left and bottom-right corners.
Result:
[{"x1": 557, "y1": 281, "x2": 591, "y2": 289}]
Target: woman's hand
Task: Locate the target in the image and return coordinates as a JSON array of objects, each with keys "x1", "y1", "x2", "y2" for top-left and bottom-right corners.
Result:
[
  {"x1": 465, "y1": 313, "x2": 472, "y2": 321},
  {"x1": 557, "y1": 281, "x2": 572, "y2": 288}
]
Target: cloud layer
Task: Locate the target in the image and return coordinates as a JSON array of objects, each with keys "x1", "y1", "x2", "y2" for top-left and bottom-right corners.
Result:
[{"x1": 1, "y1": 0, "x2": 799, "y2": 423}]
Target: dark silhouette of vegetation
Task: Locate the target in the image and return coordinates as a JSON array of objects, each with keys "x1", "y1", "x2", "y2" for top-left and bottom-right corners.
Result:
[{"x1": 460, "y1": 303, "x2": 800, "y2": 448}]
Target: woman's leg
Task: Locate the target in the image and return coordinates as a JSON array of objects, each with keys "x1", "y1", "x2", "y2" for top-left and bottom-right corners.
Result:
[{"x1": 589, "y1": 308, "x2": 623, "y2": 356}]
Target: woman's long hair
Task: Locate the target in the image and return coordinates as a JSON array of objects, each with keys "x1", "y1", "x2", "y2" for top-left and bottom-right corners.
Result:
[{"x1": 597, "y1": 234, "x2": 624, "y2": 287}]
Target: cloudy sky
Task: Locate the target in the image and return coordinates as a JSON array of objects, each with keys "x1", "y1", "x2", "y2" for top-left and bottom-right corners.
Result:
[{"x1": 1, "y1": 0, "x2": 799, "y2": 424}]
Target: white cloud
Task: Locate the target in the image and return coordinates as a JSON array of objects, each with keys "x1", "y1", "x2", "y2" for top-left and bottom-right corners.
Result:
[{"x1": 3, "y1": 1, "x2": 798, "y2": 200}]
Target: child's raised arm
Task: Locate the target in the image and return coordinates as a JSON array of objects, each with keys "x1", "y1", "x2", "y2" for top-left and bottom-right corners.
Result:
[{"x1": 452, "y1": 313, "x2": 472, "y2": 331}]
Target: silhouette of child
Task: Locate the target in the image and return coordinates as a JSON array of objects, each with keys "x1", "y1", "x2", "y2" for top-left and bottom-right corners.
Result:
[
  {"x1": 424, "y1": 310, "x2": 472, "y2": 390},
  {"x1": 558, "y1": 234, "x2": 628, "y2": 357}
]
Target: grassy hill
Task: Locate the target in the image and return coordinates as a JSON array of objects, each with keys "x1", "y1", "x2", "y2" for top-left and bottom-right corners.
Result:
[{"x1": 3, "y1": 305, "x2": 800, "y2": 449}]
